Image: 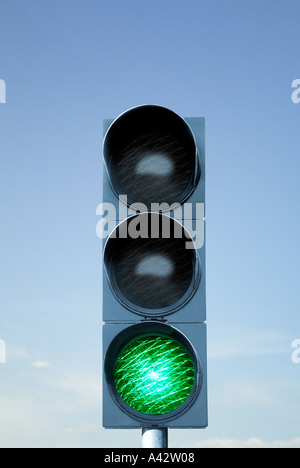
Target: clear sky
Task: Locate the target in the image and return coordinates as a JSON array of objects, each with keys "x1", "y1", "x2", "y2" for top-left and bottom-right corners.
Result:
[{"x1": 0, "y1": 0, "x2": 300, "y2": 448}]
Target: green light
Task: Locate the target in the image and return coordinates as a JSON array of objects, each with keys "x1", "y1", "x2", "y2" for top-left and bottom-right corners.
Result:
[{"x1": 114, "y1": 335, "x2": 195, "y2": 415}]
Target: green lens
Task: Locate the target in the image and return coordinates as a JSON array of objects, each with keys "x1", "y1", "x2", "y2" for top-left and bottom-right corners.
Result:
[{"x1": 114, "y1": 335, "x2": 195, "y2": 415}]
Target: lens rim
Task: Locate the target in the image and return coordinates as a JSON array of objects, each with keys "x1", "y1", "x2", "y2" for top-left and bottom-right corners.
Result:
[
  {"x1": 103, "y1": 214, "x2": 201, "y2": 317},
  {"x1": 103, "y1": 105, "x2": 200, "y2": 211},
  {"x1": 104, "y1": 322, "x2": 202, "y2": 422}
]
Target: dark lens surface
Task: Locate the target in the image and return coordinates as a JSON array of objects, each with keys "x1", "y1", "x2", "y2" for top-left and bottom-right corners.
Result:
[
  {"x1": 104, "y1": 106, "x2": 196, "y2": 207},
  {"x1": 105, "y1": 215, "x2": 196, "y2": 312},
  {"x1": 113, "y1": 129, "x2": 194, "y2": 206}
]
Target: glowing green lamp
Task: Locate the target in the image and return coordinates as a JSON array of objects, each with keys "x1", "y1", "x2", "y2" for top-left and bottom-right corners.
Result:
[{"x1": 114, "y1": 335, "x2": 195, "y2": 415}]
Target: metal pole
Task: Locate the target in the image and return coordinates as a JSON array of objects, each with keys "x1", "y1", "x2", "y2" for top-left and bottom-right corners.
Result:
[{"x1": 142, "y1": 427, "x2": 168, "y2": 448}]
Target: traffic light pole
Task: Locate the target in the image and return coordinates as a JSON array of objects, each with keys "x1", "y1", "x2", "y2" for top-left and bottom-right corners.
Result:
[{"x1": 142, "y1": 427, "x2": 168, "y2": 448}]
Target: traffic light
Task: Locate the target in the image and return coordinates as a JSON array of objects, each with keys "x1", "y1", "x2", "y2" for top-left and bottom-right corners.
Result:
[{"x1": 101, "y1": 105, "x2": 207, "y2": 430}]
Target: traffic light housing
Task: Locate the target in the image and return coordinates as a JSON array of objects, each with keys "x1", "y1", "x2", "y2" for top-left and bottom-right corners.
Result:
[{"x1": 101, "y1": 105, "x2": 207, "y2": 430}]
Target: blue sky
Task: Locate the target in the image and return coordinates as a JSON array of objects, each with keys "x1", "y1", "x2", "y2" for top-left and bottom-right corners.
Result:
[{"x1": 0, "y1": 0, "x2": 300, "y2": 448}]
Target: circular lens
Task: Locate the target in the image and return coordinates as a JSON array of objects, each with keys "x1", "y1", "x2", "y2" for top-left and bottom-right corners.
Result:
[
  {"x1": 104, "y1": 214, "x2": 199, "y2": 315},
  {"x1": 103, "y1": 105, "x2": 198, "y2": 208},
  {"x1": 114, "y1": 335, "x2": 195, "y2": 415}
]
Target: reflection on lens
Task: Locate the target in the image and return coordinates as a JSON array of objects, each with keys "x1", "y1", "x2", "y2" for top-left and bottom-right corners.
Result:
[
  {"x1": 135, "y1": 154, "x2": 174, "y2": 177},
  {"x1": 135, "y1": 254, "x2": 174, "y2": 278}
]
